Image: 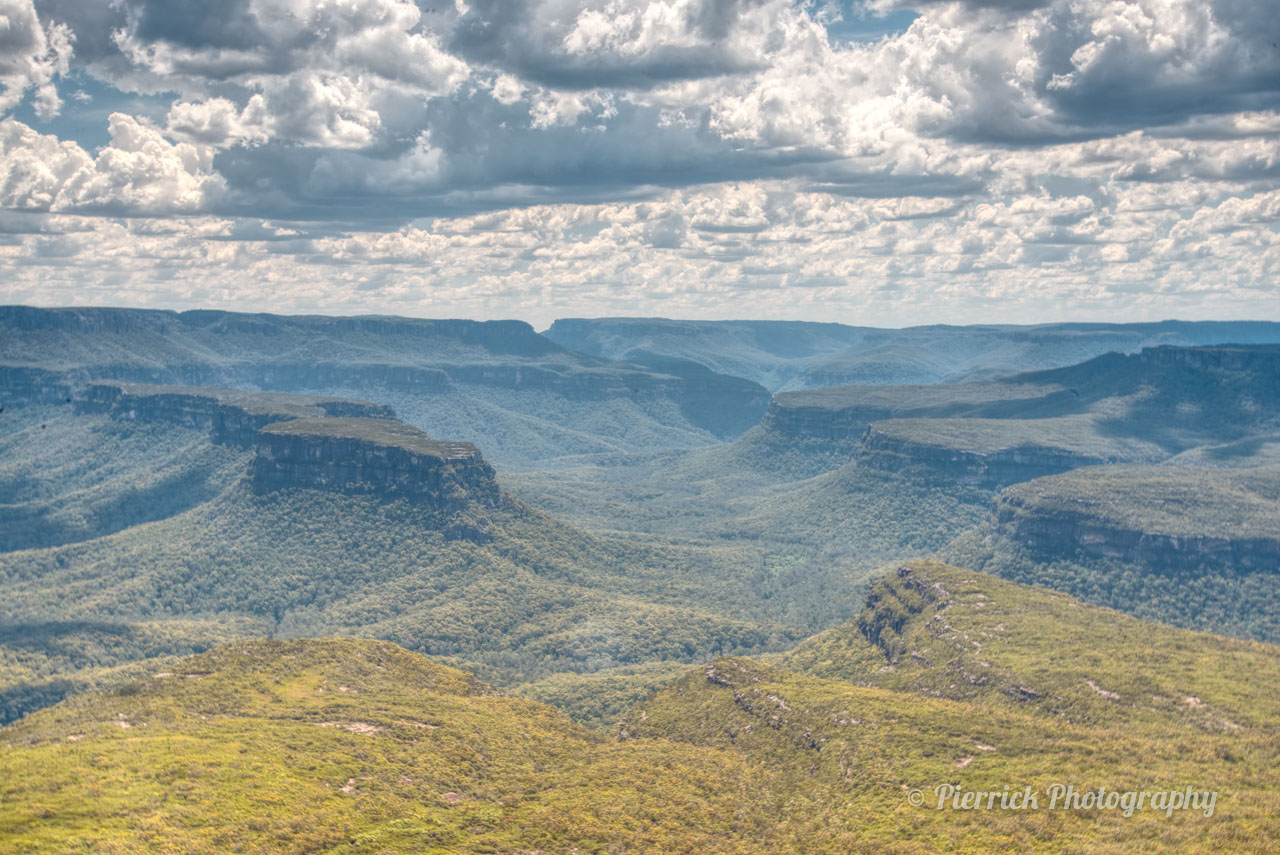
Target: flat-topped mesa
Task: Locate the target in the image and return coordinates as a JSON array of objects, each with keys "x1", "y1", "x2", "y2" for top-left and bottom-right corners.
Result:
[
  {"x1": 252, "y1": 417, "x2": 499, "y2": 510},
  {"x1": 854, "y1": 415, "x2": 1164, "y2": 486},
  {"x1": 1138, "y1": 343, "x2": 1280, "y2": 373},
  {"x1": 992, "y1": 465, "x2": 1280, "y2": 573},
  {"x1": 761, "y1": 382, "x2": 1072, "y2": 443},
  {"x1": 75, "y1": 381, "x2": 395, "y2": 446}
]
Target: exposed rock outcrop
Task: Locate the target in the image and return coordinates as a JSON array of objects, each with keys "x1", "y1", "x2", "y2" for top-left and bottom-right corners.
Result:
[
  {"x1": 252, "y1": 417, "x2": 500, "y2": 512},
  {"x1": 760, "y1": 382, "x2": 1071, "y2": 444},
  {"x1": 75, "y1": 381, "x2": 394, "y2": 446}
]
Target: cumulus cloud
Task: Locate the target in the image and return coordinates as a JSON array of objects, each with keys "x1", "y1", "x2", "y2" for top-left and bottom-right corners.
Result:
[
  {"x1": 1, "y1": 115, "x2": 225, "y2": 213},
  {"x1": 452, "y1": 0, "x2": 793, "y2": 88},
  {"x1": 166, "y1": 95, "x2": 269, "y2": 147},
  {"x1": 0, "y1": 0, "x2": 72, "y2": 115},
  {"x1": 0, "y1": 0, "x2": 1278, "y2": 322}
]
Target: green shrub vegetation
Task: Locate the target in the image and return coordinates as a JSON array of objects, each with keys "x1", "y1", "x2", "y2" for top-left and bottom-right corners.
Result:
[
  {"x1": 0, "y1": 406, "x2": 251, "y2": 552},
  {"x1": 0, "y1": 474, "x2": 814, "y2": 723},
  {"x1": 4, "y1": 564, "x2": 1278, "y2": 853}
]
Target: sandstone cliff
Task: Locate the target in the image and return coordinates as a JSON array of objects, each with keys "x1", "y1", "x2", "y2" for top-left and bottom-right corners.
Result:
[
  {"x1": 857, "y1": 429, "x2": 1107, "y2": 485},
  {"x1": 252, "y1": 417, "x2": 500, "y2": 512},
  {"x1": 991, "y1": 466, "x2": 1280, "y2": 572}
]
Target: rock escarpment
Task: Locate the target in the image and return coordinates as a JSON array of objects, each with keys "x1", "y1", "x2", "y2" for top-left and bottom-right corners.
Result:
[
  {"x1": 0, "y1": 306, "x2": 768, "y2": 439},
  {"x1": 991, "y1": 467, "x2": 1280, "y2": 573},
  {"x1": 0, "y1": 366, "x2": 76, "y2": 403},
  {"x1": 855, "y1": 422, "x2": 1114, "y2": 486},
  {"x1": 1138, "y1": 344, "x2": 1280, "y2": 374},
  {"x1": 75, "y1": 382, "x2": 394, "y2": 446},
  {"x1": 252, "y1": 417, "x2": 499, "y2": 512},
  {"x1": 761, "y1": 382, "x2": 1069, "y2": 444}
]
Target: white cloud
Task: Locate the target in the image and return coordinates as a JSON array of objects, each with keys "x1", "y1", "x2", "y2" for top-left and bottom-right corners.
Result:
[
  {"x1": 166, "y1": 95, "x2": 269, "y2": 147},
  {"x1": 0, "y1": 115, "x2": 225, "y2": 213},
  {"x1": 0, "y1": 0, "x2": 72, "y2": 115}
]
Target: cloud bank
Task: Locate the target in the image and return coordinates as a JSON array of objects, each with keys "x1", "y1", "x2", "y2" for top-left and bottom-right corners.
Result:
[{"x1": 1, "y1": 0, "x2": 1277, "y2": 324}]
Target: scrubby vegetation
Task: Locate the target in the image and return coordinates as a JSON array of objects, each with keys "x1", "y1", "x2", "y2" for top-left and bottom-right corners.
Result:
[{"x1": 5, "y1": 566, "x2": 1279, "y2": 853}]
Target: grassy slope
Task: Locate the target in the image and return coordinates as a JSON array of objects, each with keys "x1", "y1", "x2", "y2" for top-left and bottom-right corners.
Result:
[
  {"x1": 778, "y1": 561, "x2": 1280, "y2": 730},
  {"x1": 623, "y1": 654, "x2": 1278, "y2": 854},
  {"x1": 622, "y1": 561, "x2": 1280, "y2": 852},
  {"x1": 0, "y1": 639, "x2": 784, "y2": 855}
]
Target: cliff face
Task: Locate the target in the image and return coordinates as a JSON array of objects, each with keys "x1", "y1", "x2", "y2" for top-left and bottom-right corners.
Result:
[
  {"x1": 993, "y1": 491, "x2": 1280, "y2": 572},
  {"x1": 1138, "y1": 344, "x2": 1280, "y2": 373},
  {"x1": 759, "y1": 382, "x2": 1073, "y2": 445},
  {"x1": 761, "y1": 399, "x2": 893, "y2": 442},
  {"x1": 77, "y1": 382, "x2": 395, "y2": 446},
  {"x1": 252, "y1": 418, "x2": 500, "y2": 513},
  {"x1": 855, "y1": 426, "x2": 1107, "y2": 486},
  {"x1": 0, "y1": 366, "x2": 77, "y2": 403}
]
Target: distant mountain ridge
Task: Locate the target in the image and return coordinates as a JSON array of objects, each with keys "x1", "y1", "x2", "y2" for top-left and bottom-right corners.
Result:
[
  {"x1": 1, "y1": 306, "x2": 772, "y2": 461},
  {"x1": 756, "y1": 343, "x2": 1280, "y2": 482},
  {"x1": 545, "y1": 317, "x2": 1280, "y2": 391}
]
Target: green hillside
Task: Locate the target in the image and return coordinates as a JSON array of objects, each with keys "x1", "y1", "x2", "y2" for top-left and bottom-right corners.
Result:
[
  {"x1": 5, "y1": 565, "x2": 1279, "y2": 853},
  {"x1": 0, "y1": 405, "x2": 251, "y2": 552},
  {"x1": 0, "y1": 639, "x2": 783, "y2": 855},
  {"x1": 0, "y1": 474, "x2": 814, "y2": 724},
  {"x1": 779, "y1": 561, "x2": 1280, "y2": 729}
]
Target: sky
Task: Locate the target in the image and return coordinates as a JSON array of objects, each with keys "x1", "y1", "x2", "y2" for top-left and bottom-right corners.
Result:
[{"x1": 0, "y1": 0, "x2": 1278, "y2": 328}]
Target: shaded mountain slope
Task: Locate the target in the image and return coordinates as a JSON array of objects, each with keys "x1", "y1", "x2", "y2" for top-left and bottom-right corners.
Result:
[{"x1": 942, "y1": 465, "x2": 1280, "y2": 643}]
